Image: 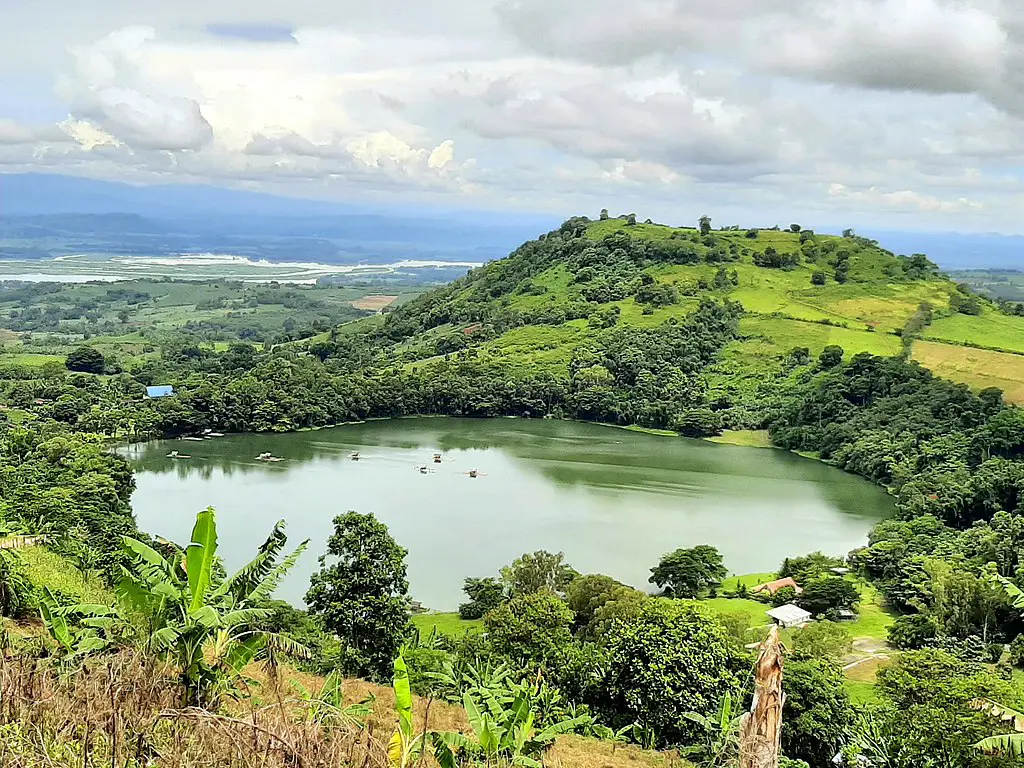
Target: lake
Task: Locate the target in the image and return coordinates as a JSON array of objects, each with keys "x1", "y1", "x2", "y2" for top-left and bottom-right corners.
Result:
[{"x1": 124, "y1": 419, "x2": 892, "y2": 610}]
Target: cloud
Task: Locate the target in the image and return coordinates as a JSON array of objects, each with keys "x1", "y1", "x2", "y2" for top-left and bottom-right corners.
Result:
[
  {"x1": 60, "y1": 27, "x2": 215, "y2": 151},
  {"x1": 0, "y1": 3, "x2": 1022, "y2": 231}
]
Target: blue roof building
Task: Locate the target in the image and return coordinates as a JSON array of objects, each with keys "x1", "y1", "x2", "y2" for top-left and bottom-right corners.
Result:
[{"x1": 146, "y1": 385, "x2": 175, "y2": 399}]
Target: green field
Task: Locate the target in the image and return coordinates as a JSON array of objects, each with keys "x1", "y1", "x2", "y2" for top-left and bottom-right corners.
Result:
[
  {"x1": 925, "y1": 309, "x2": 1024, "y2": 354},
  {"x1": 13, "y1": 546, "x2": 114, "y2": 605},
  {"x1": 412, "y1": 612, "x2": 483, "y2": 637},
  {"x1": 739, "y1": 317, "x2": 903, "y2": 358}
]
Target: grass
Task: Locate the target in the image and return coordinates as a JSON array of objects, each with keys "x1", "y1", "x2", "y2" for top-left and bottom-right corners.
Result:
[
  {"x1": 846, "y1": 580, "x2": 896, "y2": 642},
  {"x1": 845, "y1": 658, "x2": 890, "y2": 705},
  {"x1": 13, "y1": 546, "x2": 115, "y2": 605},
  {"x1": 411, "y1": 612, "x2": 483, "y2": 637},
  {"x1": 706, "y1": 430, "x2": 774, "y2": 448},
  {"x1": 720, "y1": 573, "x2": 775, "y2": 592},
  {"x1": 912, "y1": 340, "x2": 1024, "y2": 404},
  {"x1": 739, "y1": 317, "x2": 903, "y2": 358},
  {"x1": 925, "y1": 309, "x2": 1024, "y2": 354}
]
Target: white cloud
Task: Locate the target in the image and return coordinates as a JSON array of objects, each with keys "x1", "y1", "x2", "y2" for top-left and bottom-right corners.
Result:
[{"x1": 0, "y1": 1, "x2": 1022, "y2": 230}]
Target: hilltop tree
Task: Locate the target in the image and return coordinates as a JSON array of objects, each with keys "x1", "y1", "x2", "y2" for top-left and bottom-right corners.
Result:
[
  {"x1": 699, "y1": 215, "x2": 712, "y2": 235},
  {"x1": 626, "y1": 213, "x2": 637, "y2": 226},
  {"x1": 649, "y1": 544, "x2": 727, "y2": 597},
  {"x1": 306, "y1": 511, "x2": 410, "y2": 680},
  {"x1": 599, "y1": 208, "x2": 610, "y2": 221},
  {"x1": 65, "y1": 346, "x2": 105, "y2": 374},
  {"x1": 811, "y1": 270, "x2": 826, "y2": 286},
  {"x1": 790, "y1": 223, "x2": 802, "y2": 233}
]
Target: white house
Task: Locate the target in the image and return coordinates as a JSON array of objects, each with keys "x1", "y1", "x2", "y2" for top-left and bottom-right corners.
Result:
[{"x1": 766, "y1": 603, "x2": 812, "y2": 628}]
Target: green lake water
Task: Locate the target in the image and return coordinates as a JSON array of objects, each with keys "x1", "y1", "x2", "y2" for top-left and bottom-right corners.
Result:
[{"x1": 124, "y1": 419, "x2": 892, "y2": 610}]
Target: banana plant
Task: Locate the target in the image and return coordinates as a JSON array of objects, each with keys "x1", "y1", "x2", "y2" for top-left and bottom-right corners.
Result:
[
  {"x1": 292, "y1": 670, "x2": 375, "y2": 729},
  {"x1": 37, "y1": 586, "x2": 115, "y2": 661},
  {"x1": 680, "y1": 693, "x2": 744, "y2": 768},
  {"x1": 971, "y1": 698, "x2": 1024, "y2": 757},
  {"x1": 114, "y1": 507, "x2": 309, "y2": 705},
  {"x1": 431, "y1": 681, "x2": 590, "y2": 768},
  {"x1": 389, "y1": 652, "x2": 427, "y2": 768}
]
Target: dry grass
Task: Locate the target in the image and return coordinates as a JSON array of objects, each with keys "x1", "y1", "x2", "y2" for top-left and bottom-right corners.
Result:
[
  {"x1": 547, "y1": 735, "x2": 685, "y2": 768},
  {"x1": 352, "y1": 296, "x2": 399, "y2": 311},
  {"x1": 912, "y1": 340, "x2": 1024, "y2": 404},
  {"x1": 0, "y1": 648, "x2": 391, "y2": 768}
]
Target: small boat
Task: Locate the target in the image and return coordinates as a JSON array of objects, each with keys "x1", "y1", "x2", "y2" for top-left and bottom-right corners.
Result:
[
  {"x1": 418, "y1": 466, "x2": 429, "y2": 474},
  {"x1": 468, "y1": 470, "x2": 478, "y2": 478},
  {"x1": 433, "y1": 453, "x2": 442, "y2": 463},
  {"x1": 166, "y1": 451, "x2": 191, "y2": 459},
  {"x1": 182, "y1": 436, "x2": 204, "y2": 442},
  {"x1": 256, "y1": 452, "x2": 284, "y2": 463},
  {"x1": 350, "y1": 451, "x2": 361, "y2": 461},
  {"x1": 207, "y1": 432, "x2": 225, "y2": 438}
]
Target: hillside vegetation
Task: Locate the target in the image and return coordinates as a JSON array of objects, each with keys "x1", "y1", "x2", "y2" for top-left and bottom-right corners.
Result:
[{"x1": 4, "y1": 214, "x2": 1024, "y2": 765}]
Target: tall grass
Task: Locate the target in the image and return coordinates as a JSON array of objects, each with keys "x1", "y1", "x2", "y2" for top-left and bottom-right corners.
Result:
[{"x1": 0, "y1": 643, "x2": 390, "y2": 767}]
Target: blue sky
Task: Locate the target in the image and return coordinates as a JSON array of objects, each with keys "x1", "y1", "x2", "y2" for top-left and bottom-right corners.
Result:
[{"x1": 1, "y1": 0, "x2": 1023, "y2": 234}]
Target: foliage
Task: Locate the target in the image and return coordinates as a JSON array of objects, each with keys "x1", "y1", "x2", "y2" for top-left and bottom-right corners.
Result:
[
  {"x1": 431, "y1": 675, "x2": 589, "y2": 768},
  {"x1": 782, "y1": 656, "x2": 853, "y2": 766},
  {"x1": 388, "y1": 652, "x2": 427, "y2": 768},
  {"x1": 484, "y1": 591, "x2": 574, "y2": 664},
  {"x1": 305, "y1": 511, "x2": 411, "y2": 681},
  {"x1": 0, "y1": 551, "x2": 32, "y2": 618},
  {"x1": 64, "y1": 346, "x2": 105, "y2": 374},
  {"x1": 566, "y1": 574, "x2": 641, "y2": 636},
  {"x1": 458, "y1": 576, "x2": 505, "y2": 619},
  {"x1": 680, "y1": 693, "x2": 743, "y2": 768},
  {"x1": 778, "y1": 552, "x2": 845, "y2": 585},
  {"x1": 500, "y1": 551, "x2": 577, "y2": 598},
  {"x1": 796, "y1": 577, "x2": 860, "y2": 617},
  {"x1": 601, "y1": 599, "x2": 740, "y2": 746},
  {"x1": 649, "y1": 545, "x2": 727, "y2": 598},
  {"x1": 791, "y1": 621, "x2": 853, "y2": 660}
]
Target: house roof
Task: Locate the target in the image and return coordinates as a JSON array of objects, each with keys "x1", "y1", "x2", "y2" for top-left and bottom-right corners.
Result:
[
  {"x1": 766, "y1": 604, "x2": 812, "y2": 625},
  {"x1": 753, "y1": 577, "x2": 803, "y2": 595},
  {"x1": 146, "y1": 385, "x2": 174, "y2": 398}
]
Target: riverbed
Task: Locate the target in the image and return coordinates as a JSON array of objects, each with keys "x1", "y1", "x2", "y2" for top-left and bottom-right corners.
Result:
[{"x1": 124, "y1": 418, "x2": 892, "y2": 610}]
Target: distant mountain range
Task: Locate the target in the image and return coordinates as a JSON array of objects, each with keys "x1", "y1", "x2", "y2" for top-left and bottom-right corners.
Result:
[
  {"x1": 0, "y1": 173, "x2": 556, "y2": 266},
  {"x1": 1, "y1": 173, "x2": 1021, "y2": 270}
]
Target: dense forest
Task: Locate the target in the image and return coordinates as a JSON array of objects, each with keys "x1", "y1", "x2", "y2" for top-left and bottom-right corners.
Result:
[{"x1": 2, "y1": 216, "x2": 1024, "y2": 766}]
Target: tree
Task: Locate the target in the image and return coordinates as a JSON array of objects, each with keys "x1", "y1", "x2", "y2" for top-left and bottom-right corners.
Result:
[
  {"x1": 484, "y1": 590, "x2": 574, "y2": 664},
  {"x1": 600, "y1": 208, "x2": 610, "y2": 221},
  {"x1": 796, "y1": 577, "x2": 859, "y2": 616},
  {"x1": 649, "y1": 545, "x2": 727, "y2": 598},
  {"x1": 862, "y1": 649, "x2": 1019, "y2": 766},
  {"x1": 0, "y1": 551, "x2": 31, "y2": 618},
  {"x1": 811, "y1": 270, "x2": 826, "y2": 286},
  {"x1": 306, "y1": 511, "x2": 411, "y2": 680},
  {"x1": 781, "y1": 657, "x2": 853, "y2": 766},
  {"x1": 566, "y1": 573, "x2": 640, "y2": 635},
  {"x1": 745, "y1": 229, "x2": 759, "y2": 239},
  {"x1": 459, "y1": 576, "x2": 505, "y2": 619},
  {"x1": 65, "y1": 346, "x2": 105, "y2": 374},
  {"x1": 778, "y1": 552, "x2": 845, "y2": 584},
  {"x1": 699, "y1": 216, "x2": 712, "y2": 236},
  {"x1": 500, "y1": 550, "x2": 577, "y2": 597},
  {"x1": 626, "y1": 213, "x2": 637, "y2": 226},
  {"x1": 674, "y1": 409, "x2": 723, "y2": 438},
  {"x1": 789, "y1": 224, "x2": 801, "y2": 233},
  {"x1": 818, "y1": 345, "x2": 844, "y2": 368},
  {"x1": 602, "y1": 599, "x2": 739, "y2": 746},
  {"x1": 791, "y1": 621, "x2": 853, "y2": 659}
]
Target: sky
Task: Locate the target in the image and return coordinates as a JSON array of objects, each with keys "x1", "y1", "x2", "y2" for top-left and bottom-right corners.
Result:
[{"x1": 1, "y1": 0, "x2": 1024, "y2": 233}]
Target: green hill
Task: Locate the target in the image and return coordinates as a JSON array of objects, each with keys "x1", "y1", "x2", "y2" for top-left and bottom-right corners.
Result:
[{"x1": 363, "y1": 217, "x2": 1024, "y2": 405}]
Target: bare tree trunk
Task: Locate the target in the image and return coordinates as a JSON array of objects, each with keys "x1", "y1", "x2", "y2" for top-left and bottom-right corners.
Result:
[{"x1": 739, "y1": 625, "x2": 784, "y2": 768}]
